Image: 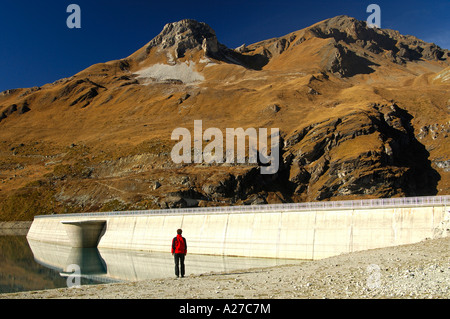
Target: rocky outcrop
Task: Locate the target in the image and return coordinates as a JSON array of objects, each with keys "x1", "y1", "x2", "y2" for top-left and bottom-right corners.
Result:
[
  {"x1": 143, "y1": 19, "x2": 270, "y2": 70},
  {"x1": 310, "y1": 15, "x2": 449, "y2": 64},
  {"x1": 0, "y1": 101, "x2": 31, "y2": 122},
  {"x1": 417, "y1": 123, "x2": 450, "y2": 140},
  {"x1": 280, "y1": 103, "x2": 440, "y2": 200},
  {"x1": 69, "y1": 87, "x2": 98, "y2": 108},
  {"x1": 325, "y1": 42, "x2": 378, "y2": 77},
  {"x1": 145, "y1": 19, "x2": 223, "y2": 58}
]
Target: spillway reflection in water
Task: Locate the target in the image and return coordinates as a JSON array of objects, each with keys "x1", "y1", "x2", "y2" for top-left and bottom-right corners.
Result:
[
  {"x1": 27, "y1": 239, "x2": 306, "y2": 286},
  {"x1": 0, "y1": 235, "x2": 103, "y2": 294}
]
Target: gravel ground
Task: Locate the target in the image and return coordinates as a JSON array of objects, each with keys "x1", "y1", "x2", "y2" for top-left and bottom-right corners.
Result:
[{"x1": 1, "y1": 237, "x2": 449, "y2": 299}]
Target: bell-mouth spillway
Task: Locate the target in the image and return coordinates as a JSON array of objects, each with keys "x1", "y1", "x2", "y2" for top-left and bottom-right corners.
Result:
[{"x1": 61, "y1": 220, "x2": 107, "y2": 248}]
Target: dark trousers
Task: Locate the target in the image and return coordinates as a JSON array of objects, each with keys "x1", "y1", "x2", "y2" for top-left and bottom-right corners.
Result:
[{"x1": 174, "y1": 253, "x2": 185, "y2": 277}]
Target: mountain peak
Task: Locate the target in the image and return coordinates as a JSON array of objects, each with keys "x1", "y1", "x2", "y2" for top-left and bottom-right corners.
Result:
[
  {"x1": 308, "y1": 15, "x2": 449, "y2": 63},
  {"x1": 145, "y1": 19, "x2": 221, "y2": 58}
]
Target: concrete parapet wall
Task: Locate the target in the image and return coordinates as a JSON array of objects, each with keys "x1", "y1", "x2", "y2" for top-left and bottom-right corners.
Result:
[{"x1": 27, "y1": 197, "x2": 449, "y2": 260}]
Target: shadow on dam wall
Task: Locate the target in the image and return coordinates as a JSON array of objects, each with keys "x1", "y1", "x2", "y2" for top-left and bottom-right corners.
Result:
[{"x1": 27, "y1": 196, "x2": 450, "y2": 261}]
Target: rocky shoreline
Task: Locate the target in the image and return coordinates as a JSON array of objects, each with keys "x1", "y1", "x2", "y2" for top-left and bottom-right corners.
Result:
[
  {"x1": 0, "y1": 221, "x2": 32, "y2": 229},
  {"x1": 1, "y1": 237, "x2": 448, "y2": 299},
  {"x1": 0, "y1": 221, "x2": 32, "y2": 236}
]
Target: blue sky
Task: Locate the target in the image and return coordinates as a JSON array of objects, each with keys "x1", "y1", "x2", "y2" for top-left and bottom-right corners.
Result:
[{"x1": 0, "y1": 0, "x2": 449, "y2": 92}]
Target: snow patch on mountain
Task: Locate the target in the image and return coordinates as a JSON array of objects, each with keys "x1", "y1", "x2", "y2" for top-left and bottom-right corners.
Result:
[{"x1": 135, "y1": 62, "x2": 204, "y2": 84}]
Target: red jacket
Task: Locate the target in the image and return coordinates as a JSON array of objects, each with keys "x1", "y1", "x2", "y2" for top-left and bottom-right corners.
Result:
[{"x1": 172, "y1": 235, "x2": 187, "y2": 254}]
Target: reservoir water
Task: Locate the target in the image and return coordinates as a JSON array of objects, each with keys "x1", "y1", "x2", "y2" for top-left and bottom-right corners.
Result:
[{"x1": 0, "y1": 232, "x2": 302, "y2": 294}]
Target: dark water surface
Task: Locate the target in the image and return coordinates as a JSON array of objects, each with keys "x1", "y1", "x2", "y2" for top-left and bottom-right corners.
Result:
[
  {"x1": 1, "y1": 234, "x2": 303, "y2": 294},
  {"x1": 0, "y1": 235, "x2": 103, "y2": 294}
]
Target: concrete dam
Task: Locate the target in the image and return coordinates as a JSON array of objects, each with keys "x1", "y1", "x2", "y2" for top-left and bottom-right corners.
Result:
[{"x1": 27, "y1": 196, "x2": 449, "y2": 260}]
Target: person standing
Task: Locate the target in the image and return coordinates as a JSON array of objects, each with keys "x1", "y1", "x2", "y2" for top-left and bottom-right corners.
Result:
[{"x1": 171, "y1": 228, "x2": 187, "y2": 278}]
